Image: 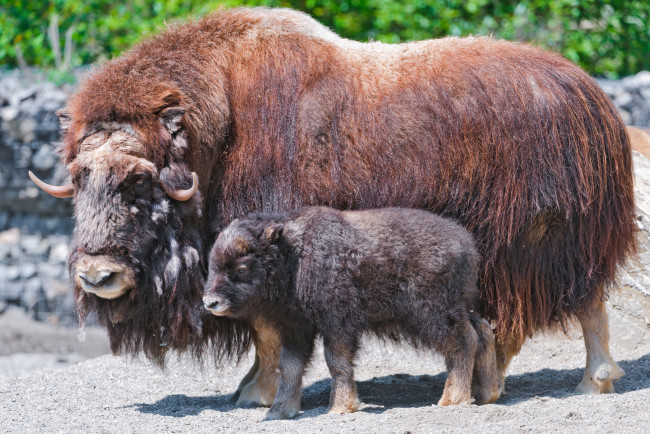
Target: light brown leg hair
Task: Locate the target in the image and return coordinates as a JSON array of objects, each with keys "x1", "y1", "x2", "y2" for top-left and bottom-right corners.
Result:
[
  {"x1": 235, "y1": 319, "x2": 281, "y2": 408},
  {"x1": 575, "y1": 299, "x2": 624, "y2": 394},
  {"x1": 495, "y1": 337, "x2": 523, "y2": 396},
  {"x1": 471, "y1": 317, "x2": 501, "y2": 404},
  {"x1": 324, "y1": 340, "x2": 360, "y2": 414},
  {"x1": 438, "y1": 323, "x2": 477, "y2": 406}
]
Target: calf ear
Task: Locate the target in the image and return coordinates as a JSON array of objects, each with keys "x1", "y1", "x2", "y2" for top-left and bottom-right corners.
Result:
[
  {"x1": 56, "y1": 109, "x2": 72, "y2": 134},
  {"x1": 262, "y1": 224, "x2": 284, "y2": 244},
  {"x1": 159, "y1": 106, "x2": 185, "y2": 134}
]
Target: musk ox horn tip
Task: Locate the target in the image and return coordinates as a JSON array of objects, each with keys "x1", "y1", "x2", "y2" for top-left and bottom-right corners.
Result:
[
  {"x1": 28, "y1": 170, "x2": 74, "y2": 198},
  {"x1": 167, "y1": 172, "x2": 199, "y2": 201}
]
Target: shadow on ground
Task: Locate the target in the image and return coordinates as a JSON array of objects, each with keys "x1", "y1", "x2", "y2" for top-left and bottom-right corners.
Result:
[{"x1": 130, "y1": 352, "x2": 650, "y2": 418}]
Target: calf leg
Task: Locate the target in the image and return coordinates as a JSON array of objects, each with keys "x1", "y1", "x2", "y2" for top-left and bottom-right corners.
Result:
[
  {"x1": 265, "y1": 333, "x2": 315, "y2": 420},
  {"x1": 470, "y1": 316, "x2": 500, "y2": 404},
  {"x1": 323, "y1": 337, "x2": 361, "y2": 414},
  {"x1": 236, "y1": 321, "x2": 281, "y2": 407},
  {"x1": 438, "y1": 319, "x2": 478, "y2": 406},
  {"x1": 575, "y1": 299, "x2": 624, "y2": 394}
]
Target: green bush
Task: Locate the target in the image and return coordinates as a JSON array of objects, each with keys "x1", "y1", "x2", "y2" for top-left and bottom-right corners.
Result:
[{"x1": 1, "y1": 1, "x2": 649, "y2": 78}]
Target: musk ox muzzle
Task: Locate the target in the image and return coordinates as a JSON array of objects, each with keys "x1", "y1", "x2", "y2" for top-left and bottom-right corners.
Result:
[{"x1": 74, "y1": 254, "x2": 136, "y2": 299}]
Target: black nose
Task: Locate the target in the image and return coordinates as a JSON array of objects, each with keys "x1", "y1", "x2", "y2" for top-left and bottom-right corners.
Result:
[
  {"x1": 207, "y1": 300, "x2": 219, "y2": 309},
  {"x1": 79, "y1": 270, "x2": 114, "y2": 287}
]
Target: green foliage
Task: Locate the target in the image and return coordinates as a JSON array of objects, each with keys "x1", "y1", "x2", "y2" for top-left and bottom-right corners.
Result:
[{"x1": 1, "y1": 1, "x2": 649, "y2": 77}]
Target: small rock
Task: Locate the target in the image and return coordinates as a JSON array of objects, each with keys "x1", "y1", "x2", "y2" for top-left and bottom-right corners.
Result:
[
  {"x1": 614, "y1": 92, "x2": 634, "y2": 109},
  {"x1": 32, "y1": 144, "x2": 57, "y2": 170},
  {"x1": 0, "y1": 265, "x2": 20, "y2": 281},
  {"x1": 21, "y1": 277, "x2": 42, "y2": 309},
  {"x1": 0, "y1": 106, "x2": 18, "y2": 122},
  {"x1": 49, "y1": 242, "x2": 69, "y2": 263},
  {"x1": 0, "y1": 227, "x2": 20, "y2": 244},
  {"x1": 622, "y1": 70, "x2": 650, "y2": 90},
  {"x1": 20, "y1": 262, "x2": 38, "y2": 279},
  {"x1": 0, "y1": 281, "x2": 22, "y2": 300},
  {"x1": 21, "y1": 235, "x2": 49, "y2": 257}
]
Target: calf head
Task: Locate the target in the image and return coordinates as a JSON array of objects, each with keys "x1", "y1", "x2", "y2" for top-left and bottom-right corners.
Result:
[{"x1": 204, "y1": 218, "x2": 285, "y2": 318}]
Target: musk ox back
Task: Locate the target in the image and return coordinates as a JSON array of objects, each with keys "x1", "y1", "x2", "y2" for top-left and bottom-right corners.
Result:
[
  {"x1": 31, "y1": 8, "x2": 635, "y2": 397},
  {"x1": 204, "y1": 207, "x2": 499, "y2": 419}
]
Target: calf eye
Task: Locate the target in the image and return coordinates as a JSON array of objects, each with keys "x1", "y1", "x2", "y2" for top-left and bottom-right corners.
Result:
[{"x1": 237, "y1": 265, "x2": 247, "y2": 274}]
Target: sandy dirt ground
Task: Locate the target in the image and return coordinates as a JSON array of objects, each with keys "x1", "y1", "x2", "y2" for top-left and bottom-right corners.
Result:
[{"x1": 0, "y1": 287, "x2": 648, "y2": 433}]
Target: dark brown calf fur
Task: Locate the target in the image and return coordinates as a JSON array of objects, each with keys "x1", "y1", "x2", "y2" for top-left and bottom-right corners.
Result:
[
  {"x1": 205, "y1": 207, "x2": 499, "y2": 419},
  {"x1": 51, "y1": 7, "x2": 635, "y2": 394}
]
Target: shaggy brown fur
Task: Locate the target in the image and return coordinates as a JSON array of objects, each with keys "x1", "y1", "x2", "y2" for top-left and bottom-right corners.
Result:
[
  {"x1": 53, "y1": 8, "x2": 634, "y2": 387},
  {"x1": 204, "y1": 208, "x2": 499, "y2": 419}
]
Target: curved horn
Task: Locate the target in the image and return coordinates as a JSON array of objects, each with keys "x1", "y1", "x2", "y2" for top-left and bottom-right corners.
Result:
[
  {"x1": 165, "y1": 172, "x2": 199, "y2": 201},
  {"x1": 28, "y1": 171, "x2": 74, "y2": 198}
]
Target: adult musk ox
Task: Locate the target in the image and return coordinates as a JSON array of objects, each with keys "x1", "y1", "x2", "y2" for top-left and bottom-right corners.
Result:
[{"x1": 30, "y1": 7, "x2": 636, "y2": 403}]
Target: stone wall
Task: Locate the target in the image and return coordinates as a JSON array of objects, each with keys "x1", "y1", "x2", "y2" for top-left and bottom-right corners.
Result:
[
  {"x1": 1, "y1": 69, "x2": 650, "y2": 325},
  {"x1": 0, "y1": 70, "x2": 75, "y2": 324}
]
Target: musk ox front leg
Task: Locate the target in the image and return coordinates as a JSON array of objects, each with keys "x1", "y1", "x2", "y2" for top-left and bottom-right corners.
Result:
[
  {"x1": 575, "y1": 299, "x2": 624, "y2": 394},
  {"x1": 494, "y1": 338, "x2": 524, "y2": 396},
  {"x1": 236, "y1": 323, "x2": 281, "y2": 407}
]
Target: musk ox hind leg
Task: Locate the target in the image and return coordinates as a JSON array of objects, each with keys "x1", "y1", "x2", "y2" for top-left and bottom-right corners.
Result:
[
  {"x1": 236, "y1": 323, "x2": 282, "y2": 408},
  {"x1": 437, "y1": 318, "x2": 478, "y2": 406},
  {"x1": 323, "y1": 337, "x2": 361, "y2": 414},
  {"x1": 575, "y1": 298, "x2": 624, "y2": 394},
  {"x1": 469, "y1": 315, "x2": 500, "y2": 404},
  {"x1": 494, "y1": 338, "x2": 524, "y2": 396},
  {"x1": 264, "y1": 332, "x2": 316, "y2": 420}
]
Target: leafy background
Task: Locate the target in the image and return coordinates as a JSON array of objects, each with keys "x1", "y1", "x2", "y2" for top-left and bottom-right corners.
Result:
[{"x1": 1, "y1": 0, "x2": 649, "y2": 78}]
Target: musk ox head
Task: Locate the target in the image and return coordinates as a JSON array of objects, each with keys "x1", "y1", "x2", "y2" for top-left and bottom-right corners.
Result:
[
  {"x1": 204, "y1": 216, "x2": 285, "y2": 319},
  {"x1": 28, "y1": 85, "x2": 248, "y2": 363}
]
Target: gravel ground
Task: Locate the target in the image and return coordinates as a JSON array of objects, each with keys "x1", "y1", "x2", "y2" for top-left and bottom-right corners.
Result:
[{"x1": 0, "y1": 287, "x2": 648, "y2": 433}]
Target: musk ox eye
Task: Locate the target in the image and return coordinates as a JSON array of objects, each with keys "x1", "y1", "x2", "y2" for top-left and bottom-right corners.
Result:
[
  {"x1": 132, "y1": 176, "x2": 151, "y2": 196},
  {"x1": 237, "y1": 265, "x2": 247, "y2": 274}
]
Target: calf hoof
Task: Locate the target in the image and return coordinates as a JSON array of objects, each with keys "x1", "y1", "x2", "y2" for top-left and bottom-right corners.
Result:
[
  {"x1": 327, "y1": 398, "x2": 361, "y2": 414},
  {"x1": 575, "y1": 363, "x2": 624, "y2": 394},
  {"x1": 473, "y1": 386, "x2": 501, "y2": 405},
  {"x1": 264, "y1": 406, "x2": 300, "y2": 420}
]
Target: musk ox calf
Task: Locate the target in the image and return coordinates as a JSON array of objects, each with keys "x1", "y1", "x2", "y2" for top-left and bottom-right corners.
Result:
[{"x1": 204, "y1": 207, "x2": 499, "y2": 419}]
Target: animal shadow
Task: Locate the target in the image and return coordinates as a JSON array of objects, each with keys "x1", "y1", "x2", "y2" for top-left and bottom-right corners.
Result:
[
  {"x1": 128, "y1": 392, "x2": 237, "y2": 417},
  {"x1": 130, "y1": 352, "x2": 650, "y2": 418}
]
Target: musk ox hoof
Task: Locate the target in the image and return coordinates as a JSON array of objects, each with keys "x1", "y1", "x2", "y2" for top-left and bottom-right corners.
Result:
[
  {"x1": 235, "y1": 383, "x2": 275, "y2": 408},
  {"x1": 575, "y1": 363, "x2": 624, "y2": 394},
  {"x1": 264, "y1": 407, "x2": 300, "y2": 420},
  {"x1": 437, "y1": 395, "x2": 473, "y2": 406},
  {"x1": 235, "y1": 372, "x2": 279, "y2": 408},
  {"x1": 327, "y1": 398, "x2": 361, "y2": 414}
]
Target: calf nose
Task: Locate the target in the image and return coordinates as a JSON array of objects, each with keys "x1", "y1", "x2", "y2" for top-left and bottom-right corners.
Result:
[{"x1": 203, "y1": 295, "x2": 223, "y2": 310}]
